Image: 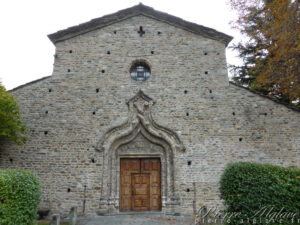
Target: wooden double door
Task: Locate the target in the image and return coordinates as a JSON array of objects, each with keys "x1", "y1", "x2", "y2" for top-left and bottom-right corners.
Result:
[{"x1": 120, "y1": 158, "x2": 161, "y2": 211}]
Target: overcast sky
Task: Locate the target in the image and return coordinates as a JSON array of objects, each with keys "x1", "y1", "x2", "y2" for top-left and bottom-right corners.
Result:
[{"x1": 0, "y1": 0, "x2": 242, "y2": 90}]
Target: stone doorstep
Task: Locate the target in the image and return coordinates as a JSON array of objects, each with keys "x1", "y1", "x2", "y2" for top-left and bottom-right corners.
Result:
[
  {"x1": 101, "y1": 211, "x2": 176, "y2": 216},
  {"x1": 97, "y1": 210, "x2": 186, "y2": 217}
]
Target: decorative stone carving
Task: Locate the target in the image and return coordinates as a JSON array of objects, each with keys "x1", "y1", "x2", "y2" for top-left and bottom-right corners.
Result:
[
  {"x1": 96, "y1": 90, "x2": 185, "y2": 153},
  {"x1": 96, "y1": 90, "x2": 185, "y2": 214}
]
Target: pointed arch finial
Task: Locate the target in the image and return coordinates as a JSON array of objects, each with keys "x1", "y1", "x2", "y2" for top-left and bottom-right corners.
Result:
[{"x1": 96, "y1": 90, "x2": 185, "y2": 152}]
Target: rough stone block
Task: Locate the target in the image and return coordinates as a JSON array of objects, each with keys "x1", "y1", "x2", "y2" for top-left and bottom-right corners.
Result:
[{"x1": 50, "y1": 214, "x2": 60, "y2": 225}]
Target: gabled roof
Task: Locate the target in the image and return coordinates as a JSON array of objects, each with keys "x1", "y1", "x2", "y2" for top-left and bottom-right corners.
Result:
[
  {"x1": 229, "y1": 82, "x2": 300, "y2": 112},
  {"x1": 48, "y1": 3, "x2": 233, "y2": 46},
  {"x1": 9, "y1": 76, "x2": 51, "y2": 92}
]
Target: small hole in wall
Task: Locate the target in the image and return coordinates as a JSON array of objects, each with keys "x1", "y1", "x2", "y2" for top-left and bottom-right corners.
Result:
[
  {"x1": 264, "y1": 113, "x2": 268, "y2": 116},
  {"x1": 157, "y1": 31, "x2": 161, "y2": 35},
  {"x1": 96, "y1": 89, "x2": 99, "y2": 93},
  {"x1": 68, "y1": 69, "x2": 71, "y2": 72},
  {"x1": 91, "y1": 158, "x2": 95, "y2": 163},
  {"x1": 69, "y1": 50, "x2": 72, "y2": 53},
  {"x1": 44, "y1": 131, "x2": 48, "y2": 135},
  {"x1": 10, "y1": 158, "x2": 13, "y2": 163},
  {"x1": 186, "y1": 112, "x2": 189, "y2": 116},
  {"x1": 186, "y1": 188, "x2": 190, "y2": 192},
  {"x1": 151, "y1": 51, "x2": 154, "y2": 54},
  {"x1": 184, "y1": 90, "x2": 188, "y2": 94},
  {"x1": 204, "y1": 52, "x2": 208, "y2": 55},
  {"x1": 239, "y1": 138, "x2": 243, "y2": 142},
  {"x1": 113, "y1": 30, "x2": 117, "y2": 34},
  {"x1": 92, "y1": 111, "x2": 96, "y2": 115},
  {"x1": 45, "y1": 111, "x2": 48, "y2": 114},
  {"x1": 188, "y1": 161, "x2": 192, "y2": 166},
  {"x1": 49, "y1": 89, "x2": 52, "y2": 92},
  {"x1": 205, "y1": 71, "x2": 208, "y2": 74},
  {"x1": 107, "y1": 51, "x2": 110, "y2": 55},
  {"x1": 232, "y1": 112, "x2": 235, "y2": 116},
  {"x1": 67, "y1": 188, "x2": 71, "y2": 193},
  {"x1": 209, "y1": 90, "x2": 212, "y2": 93},
  {"x1": 102, "y1": 70, "x2": 105, "y2": 73}
]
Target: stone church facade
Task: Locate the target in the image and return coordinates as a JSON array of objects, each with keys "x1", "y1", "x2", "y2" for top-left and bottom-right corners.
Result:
[{"x1": 0, "y1": 4, "x2": 299, "y2": 217}]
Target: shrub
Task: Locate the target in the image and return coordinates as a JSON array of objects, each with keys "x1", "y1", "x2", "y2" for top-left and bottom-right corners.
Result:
[
  {"x1": 219, "y1": 162, "x2": 300, "y2": 225},
  {"x1": 0, "y1": 169, "x2": 41, "y2": 225}
]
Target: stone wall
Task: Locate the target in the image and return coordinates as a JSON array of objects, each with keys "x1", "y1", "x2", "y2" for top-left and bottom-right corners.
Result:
[{"x1": 0, "y1": 15, "x2": 299, "y2": 217}]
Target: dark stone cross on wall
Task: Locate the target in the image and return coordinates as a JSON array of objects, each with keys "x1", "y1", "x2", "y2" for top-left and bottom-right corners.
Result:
[{"x1": 138, "y1": 26, "x2": 145, "y2": 37}]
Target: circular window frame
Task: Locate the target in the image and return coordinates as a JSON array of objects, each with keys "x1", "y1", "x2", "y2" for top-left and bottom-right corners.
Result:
[{"x1": 129, "y1": 60, "x2": 151, "y2": 82}]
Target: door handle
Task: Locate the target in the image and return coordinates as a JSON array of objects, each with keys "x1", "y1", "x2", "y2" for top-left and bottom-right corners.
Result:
[{"x1": 131, "y1": 187, "x2": 134, "y2": 196}]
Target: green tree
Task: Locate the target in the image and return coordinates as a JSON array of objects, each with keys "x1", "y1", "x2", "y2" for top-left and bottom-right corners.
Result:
[
  {"x1": 0, "y1": 82, "x2": 27, "y2": 146},
  {"x1": 229, "y1": 0, "x2": 300, "y2": 106}
]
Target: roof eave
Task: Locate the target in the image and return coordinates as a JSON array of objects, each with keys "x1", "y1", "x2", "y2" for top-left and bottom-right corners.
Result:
[
  {"x1": 48, "y1": 4, "x2": 233, "y2": 46},
  {"x1": 229, "y1": 82, "x2": 300, "y2": 112}
]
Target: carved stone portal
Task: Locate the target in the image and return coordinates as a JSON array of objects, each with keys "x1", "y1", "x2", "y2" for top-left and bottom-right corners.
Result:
[{"x1": 96, "y1": 90, "x2": 185, "y2": 214}]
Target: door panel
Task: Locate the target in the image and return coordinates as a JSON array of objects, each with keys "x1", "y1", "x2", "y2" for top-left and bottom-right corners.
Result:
[
  {"x1": 120, "y1": 158, "x2": 161, "y2": 211},
  {"x1": 132, "y1": 173, "x2": 150, "y2": 211},
  {"x1": 146, "y1": 159, "x2": 161, "y2": 211},
  {"x1": 120, "y1": 159, "x2": 140, "y2": 211}
]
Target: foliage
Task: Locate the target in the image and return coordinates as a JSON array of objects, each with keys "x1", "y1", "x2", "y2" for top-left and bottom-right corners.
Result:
[
  {"x1": 0, "y1": 82, "x2": 27, "y2": 145},
  {"x1": 229, "y1": 0, "x2": 300, "y2": 106},
  {"x1": 0, "y1": 169, "x2": 41, "y2": 225},
  {"x1": 219, "y1": 162, "x2": 300, "y2": 224}
]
